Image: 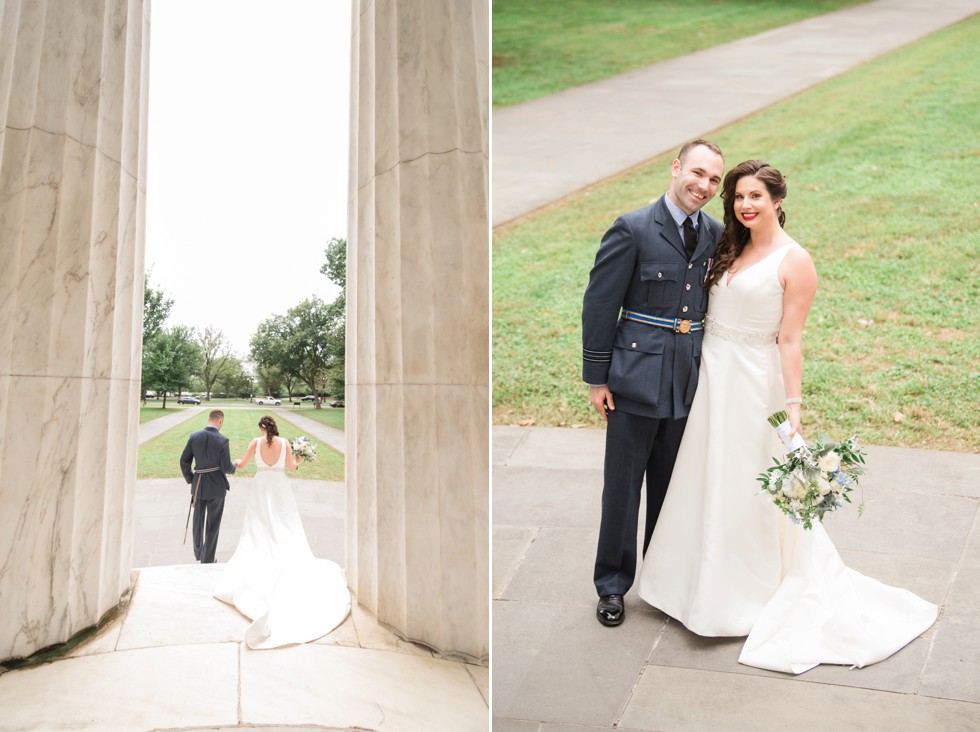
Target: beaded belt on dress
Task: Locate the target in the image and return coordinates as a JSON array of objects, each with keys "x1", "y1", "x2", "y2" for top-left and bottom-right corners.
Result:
[{"x1": 704, "y1": 315, "x2": 778, "y2": 346}]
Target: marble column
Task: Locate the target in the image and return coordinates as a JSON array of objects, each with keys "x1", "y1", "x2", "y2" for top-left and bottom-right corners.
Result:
[
  {"x1": 347, "y1": 0, "x2": 489, "y2": 661},
  {"x1": 0, "y1": 0, "x2": 150, "y2": 660}
]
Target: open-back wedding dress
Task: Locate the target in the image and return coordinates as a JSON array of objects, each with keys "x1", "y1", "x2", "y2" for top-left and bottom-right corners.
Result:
[{"x1": 214, "y1": 435, "x2": 350, "y2": 649}]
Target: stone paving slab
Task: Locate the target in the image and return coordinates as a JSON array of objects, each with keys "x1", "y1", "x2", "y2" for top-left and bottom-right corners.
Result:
[
  {"x1": 492, "y1": 597, "x2": 668, "y2": 727},
  {"x1": 493, "y1": 465, "x2": 604, "y2": 528},
  {"x1": 0, "y1": 643, "x2": 240, "y2": 731},
  {"x1": 492, "y1": 0, "x2": 980, "y2": 226},
  {"x1": 619, "y1": 666, "x2": 980, "y2": 732},
  {"x1": 918, "y1": 605, "x2": 980, "y2": 705},
  {"x1": 240, "y1": 644, "x2": 485, "y2": 731},
  {"x1": 492, "y1": 425, "x2": 980, "y2": 730}
]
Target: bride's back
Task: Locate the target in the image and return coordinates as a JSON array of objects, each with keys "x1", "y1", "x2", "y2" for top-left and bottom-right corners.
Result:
[{"x1": 256, "y1": 436, "x2": 284, "y2": 468}]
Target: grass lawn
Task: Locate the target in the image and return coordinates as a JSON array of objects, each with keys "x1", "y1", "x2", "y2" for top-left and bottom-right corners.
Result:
[
  {"x1": 139, "y1": 405, "x2": 193, "y2": 423},
  {"x1": 288, "y1": 406, "x2": 345, "y2": 431},
  {"x1": 492, "y1": 0, "x2": 866, "y2": 108},
  {"x1": 138, "y1": 408, "x2": 345, "y2": 481},
  {"x1": 493, "y1": 16, "x2": 980, "y2": 451}
]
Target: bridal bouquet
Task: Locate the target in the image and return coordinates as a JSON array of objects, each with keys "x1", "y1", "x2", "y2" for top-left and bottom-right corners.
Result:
[
  {"x1": 289, "y1": 435, "x2": 317, "y2": 462},
  {"x1": 756, "y1": 411, "x2": 867, "y2": 530}
]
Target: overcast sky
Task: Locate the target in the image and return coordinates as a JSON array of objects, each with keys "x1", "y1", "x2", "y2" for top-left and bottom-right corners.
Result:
[{"x1": 144, "y1": 1, "x2": 351, "y2": 358}]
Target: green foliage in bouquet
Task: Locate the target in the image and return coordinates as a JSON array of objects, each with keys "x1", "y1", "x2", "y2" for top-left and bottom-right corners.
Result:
[{"x1": 758, "y1": 412, "x2": 867, "y2": 530}]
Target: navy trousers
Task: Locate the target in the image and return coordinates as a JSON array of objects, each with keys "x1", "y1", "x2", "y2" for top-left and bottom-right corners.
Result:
[
  {"x1": 192, "y1": 492, "x2": 226, "y2": 563},
  {"x1": 593, "y1": 408, "x2": 687, "y2": 597}
]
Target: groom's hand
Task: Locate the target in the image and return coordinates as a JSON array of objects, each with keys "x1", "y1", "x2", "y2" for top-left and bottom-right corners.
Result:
[{"x1": 589, "y1": 385, "x2": 615, "y2": 421}]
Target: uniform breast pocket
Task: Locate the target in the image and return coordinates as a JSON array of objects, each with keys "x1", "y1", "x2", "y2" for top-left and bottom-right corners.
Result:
[{"x1": 639, "y1": 262, "x2": 680, "y2": 307}]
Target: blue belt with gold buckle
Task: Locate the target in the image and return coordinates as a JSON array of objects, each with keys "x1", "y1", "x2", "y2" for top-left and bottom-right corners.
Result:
[{"x1": 621, "y1": 309, "x2": 704, "y2": 334}]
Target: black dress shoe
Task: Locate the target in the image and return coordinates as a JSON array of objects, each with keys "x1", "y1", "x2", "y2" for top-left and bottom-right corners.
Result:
[{"x1": 597, "y1": 594, "x2": 625, "y2": 626}]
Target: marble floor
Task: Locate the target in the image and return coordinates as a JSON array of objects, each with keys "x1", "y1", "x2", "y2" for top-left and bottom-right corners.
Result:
[{"x1": 0, "y1": 564, "x2": 488, "y2": 731}]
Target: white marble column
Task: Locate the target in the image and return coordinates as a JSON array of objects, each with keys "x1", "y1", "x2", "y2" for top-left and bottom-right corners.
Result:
[
  {"x1": 347, "y1": 0, "x2": 489, "y2": 661},
  {"x1": 0, "y1": 0, "x2": 150, "y2": 660}
]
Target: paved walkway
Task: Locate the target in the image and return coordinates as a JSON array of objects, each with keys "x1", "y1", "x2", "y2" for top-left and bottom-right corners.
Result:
[
  {"x1": 492, "y1": 425, "x2": 980, "y2": 731},
  {"x1": 272, "y1": 407, "x2": 346, "y2": 454},
  {"x1": 137, "y1": 404, "x2": 204, "y2": 443},
  {"x1": 492, "y1": 0, "x2": 980, "y2": 226}
]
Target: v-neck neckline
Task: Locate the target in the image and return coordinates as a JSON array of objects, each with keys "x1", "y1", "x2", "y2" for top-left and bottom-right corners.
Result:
[{"x1": 725, "y1": 243, "x2": 793, "y2": 286}]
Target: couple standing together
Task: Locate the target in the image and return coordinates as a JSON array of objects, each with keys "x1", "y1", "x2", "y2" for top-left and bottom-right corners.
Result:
[
  {"x1": 179, "y1": 411, "x2": 350, "y2": 649},
  {"x1": 583, "y1": 140, "x2": 937, "y2": 674}
]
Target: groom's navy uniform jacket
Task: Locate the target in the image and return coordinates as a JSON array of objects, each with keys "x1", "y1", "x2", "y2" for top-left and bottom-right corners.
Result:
[
  {"x1": 585, "y1": 194, "x2": 722, "y2": 599},
  {"x1": 582, "y1": 195, "x2": 722, "y2": 417},
  {"x1": 180, "y1": 425, "x2": 236, "y2": 499}
]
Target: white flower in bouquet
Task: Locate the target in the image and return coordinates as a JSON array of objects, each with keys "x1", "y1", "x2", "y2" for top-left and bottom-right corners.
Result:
[
  {"x1": 785, "y1": 475, "x2": 803, "y2": 500},
  {"x1": 817, "y1": 476, "x2": 833, "y2": 497},
  {"x1": 289, "y1": 435, "x2": 317, "y2": 462},
  {"x1": 818, "y1": 451, "x2": 841, "y2": 473},
  {"x1": 757, "y1": 411, "x2": 867, "y2": 530}
]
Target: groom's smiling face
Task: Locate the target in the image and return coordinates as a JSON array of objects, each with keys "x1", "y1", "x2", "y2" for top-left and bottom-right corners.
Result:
[{"x1": 669, "y1": 145, "x2": 724, "y2": 215}]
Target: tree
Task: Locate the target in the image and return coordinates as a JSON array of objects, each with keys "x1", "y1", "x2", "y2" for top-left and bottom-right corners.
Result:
[
  {"x1": 247, "y1": 238, "x2": 345, "y2": 409},
  {"x1": 250, "y1": 315, "x2": 296, "y2": 394},
  {"x1": 320, "y1": 237, "x2": 346, "y2": 400},
  {"x1": 287, "y1": 297, "x2": 338, "y2": 404},
  {"x1": 141, "y1": 275, "x2": 174, "y2": 403},
  {"x1": 320, "y1": 236, "x2": 346, "y2": 306},
  {"x1": 197, "y1": 326, "x2": 233, "y2": 401},
  {"x1": 214, "y1": 356, "x2": 253, "y2": 399},
  {"x1": 250, "y1": 297, "x2": 340, "y2": 407},
  {"x1": 142, "y1": 325, "x2": 202, "y2": 408},
  {"x1": 143, "y1": 274, "x2": 173, "y2": 345},
  {"x1": 253, "y1": 363, "x2": 285, "y2": 399}
]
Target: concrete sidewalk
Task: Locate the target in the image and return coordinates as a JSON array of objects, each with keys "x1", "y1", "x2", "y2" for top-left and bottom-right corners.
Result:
[
  {"x1": 491, "y1": 425, "x2": 980, "y2": 730},
  {"x1": 273, "y1": 406, "x2": 347, "y2": 454},
  {"x1": 492, "y1": 0, "x2": 980, "y2": 226},
  {"x1": 137, "y1": 405, "x2": 204, "y2": 443}
]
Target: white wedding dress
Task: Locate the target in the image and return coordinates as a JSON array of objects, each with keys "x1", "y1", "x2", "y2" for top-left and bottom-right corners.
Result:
[
  {"x1": 637, "y1": 243, "x2": 937, "y2": 674},
  {"x1": 214, "y1": 436, "x2": 351, "y2": 649}
]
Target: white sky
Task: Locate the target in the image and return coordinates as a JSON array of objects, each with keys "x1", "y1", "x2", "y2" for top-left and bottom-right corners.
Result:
[{"x1": 144, "y1": 1, "x2": 351, "y2": 358}]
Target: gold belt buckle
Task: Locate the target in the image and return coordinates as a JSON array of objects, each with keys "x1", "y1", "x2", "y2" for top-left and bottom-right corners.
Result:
[{"x1": 677, "y1": 319, "x2": 691, "y2": 334}]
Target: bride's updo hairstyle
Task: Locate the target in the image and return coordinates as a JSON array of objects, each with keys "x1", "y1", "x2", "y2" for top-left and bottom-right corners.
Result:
[
  {"x1": 258, "y1": 415, "x2": 279, "y2": 446},
  {"x1": 706, "y1": 160, "x2": 788, "y2": 289}
]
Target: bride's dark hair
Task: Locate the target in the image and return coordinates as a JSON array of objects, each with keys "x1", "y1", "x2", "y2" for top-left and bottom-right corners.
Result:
[
  {"x1": 706, "y1": 160, "x2": 787, "y2": 288},
  {"x1": 258, "y1": 415, "x2": 279, "y2": 446}
]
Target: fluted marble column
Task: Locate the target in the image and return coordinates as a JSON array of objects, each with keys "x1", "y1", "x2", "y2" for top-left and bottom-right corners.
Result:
[
  {"x1": 0, "y1": 0, "x2": 149, "y2": 660},
  {"x1": 347, "y1": 0, "x2": 489, "y2": 660}
]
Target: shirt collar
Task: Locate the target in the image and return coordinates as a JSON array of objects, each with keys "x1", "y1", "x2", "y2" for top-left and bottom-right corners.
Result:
[{"x1": 664, "y1": 194, "x2": 699, "y2": 228}]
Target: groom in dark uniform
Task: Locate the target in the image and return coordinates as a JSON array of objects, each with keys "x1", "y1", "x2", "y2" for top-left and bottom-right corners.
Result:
[
  {"x1": 180, "y1": 410, "x2": 237, "y2": 563},
  {"x1": 583, "y1": 139, "x2": 725, "y2": 626}
]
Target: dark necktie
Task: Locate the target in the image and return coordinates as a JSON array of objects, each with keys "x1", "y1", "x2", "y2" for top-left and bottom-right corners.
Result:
[{"x1": 683, "y1": 216, "x2": 697, "y2": 258}]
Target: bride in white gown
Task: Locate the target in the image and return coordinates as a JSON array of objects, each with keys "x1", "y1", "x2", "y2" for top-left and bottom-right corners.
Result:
[
  {"x1": 215, "y1": 415, "x2": 351, "y2": 649},
  {"x1": 637, "y1": 160, "x2": 937, "y2": 674}
]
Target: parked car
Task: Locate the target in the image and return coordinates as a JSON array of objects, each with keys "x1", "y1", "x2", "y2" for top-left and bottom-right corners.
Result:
[
  {"x1": 300, "y1": 395, "x2": 316, "y2": 402},
  {"x1": 177, "y1": 395, "x2": 201, "y2": 405},
  {"x1": 254, "y1": 396, "x2": 281, "y2": 406},
  {"x1": 330, "y1": 399, "x2": 345, "y2": 408}
]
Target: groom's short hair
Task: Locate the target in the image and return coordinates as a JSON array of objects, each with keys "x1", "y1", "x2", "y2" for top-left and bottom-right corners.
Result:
[
  {"x1": 209, "y1": 410, "x2": 224, "y2": 422},
  {"x1": 677, "y1": 138, "x2": 723, "y2": 164}
]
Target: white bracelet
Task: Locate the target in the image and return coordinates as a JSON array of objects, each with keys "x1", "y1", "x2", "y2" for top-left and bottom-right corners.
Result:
[{"x1": 785, "y1": 397, "x2": 802, "y2": 405}]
